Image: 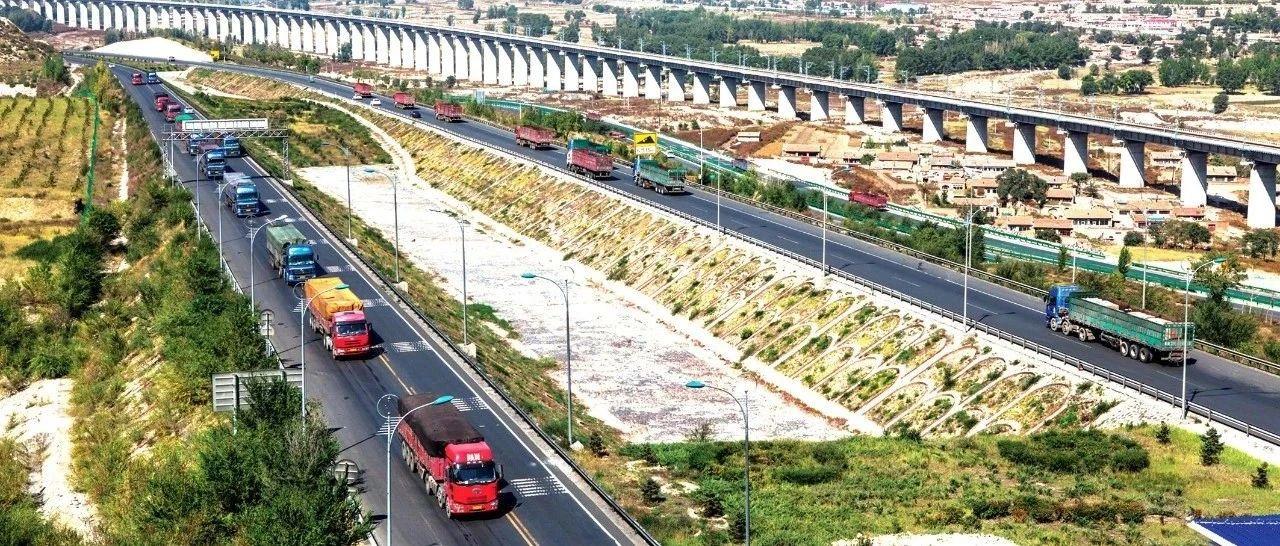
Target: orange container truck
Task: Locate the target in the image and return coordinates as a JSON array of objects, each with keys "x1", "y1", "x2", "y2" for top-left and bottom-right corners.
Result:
[{"x1": 305, "y1": 277, "x2": 372, "y2": 358}]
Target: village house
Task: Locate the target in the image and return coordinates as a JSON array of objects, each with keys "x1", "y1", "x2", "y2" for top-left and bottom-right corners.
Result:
[
  {"x1": 873, "y1": 151, "x2": 921, "y2": 172},
  {"x1": 1207, "y1": 165, "x2": 1237, "y2": 184},
  {"x1": 1150, "y1": 150, "x2": 1184, "y2": 169},
  {"x1": 1066, "y1": 208, "x2": 1114, "y2": 228},
  {"x1": 1034, "y1": 217, "x2": 1075, "y2": 237},
  {"x1": 995, "y1": 215, "x2": 1035, "y2": 233},
  {"x1": 1045, "y1": 187, "x2": 1075, "y2": 206},
  {"x1": 952, "y1": 196, "x2": 999, "y2": 215},
  {"x1": 961, "y1": 156, "x2": 1016, "y2": 176},
  {"x1": 782, "y1": 142, "x2": 822, "y2": 159}
]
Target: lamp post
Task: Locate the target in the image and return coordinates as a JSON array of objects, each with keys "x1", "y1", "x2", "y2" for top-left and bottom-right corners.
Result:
[
  {"x1": 684, "y1": 380, "x2": 749, "y2": 545},
  {"x1": 363, "y1": 167, "x2": 400, "y2": 283},
  {"x1": 299, "y1": 281, "x2": 349, "y2": 421},
  {"x1": 378, "y1": 393, "x2": 453, "y2": 546},
  {"x1": 432, "y1": 209, "x2": 470, "y2": 345},
  {"x1": 962, "y1": 206, "x2": 977, "y2": 329},
  {"x1": 1183, "y1": 257, "x2": 1225, "y2": 418},
  {"x1": 520, "y1": 271, "x2": 574, "y2": 445},
  {"x1": 195, "y1": 153, "x2": 205, "y2": 240},
  {"x1": 248, "y1": 214, "x2": 290, "y2": 310},
  {"x1": 216, "y1": 180, "x2": 227, "y2": 267}
]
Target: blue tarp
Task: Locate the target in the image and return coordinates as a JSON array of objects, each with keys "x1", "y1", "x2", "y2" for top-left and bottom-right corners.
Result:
[{"x1": 1191, "y1": 514, "x2": 1280, "y2": 545}]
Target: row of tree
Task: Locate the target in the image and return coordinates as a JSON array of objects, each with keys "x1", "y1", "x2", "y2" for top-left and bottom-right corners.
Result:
[{"x1": 894, "y1": 22, "x2": 1088, "y2": 77}]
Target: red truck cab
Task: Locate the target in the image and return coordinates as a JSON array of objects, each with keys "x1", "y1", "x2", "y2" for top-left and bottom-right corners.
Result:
[
  {"x1": 434, "y1": 100, "x2": 463, "y2": 122},
  {"x1": 328, "y1": 309, "x2": 371, "y2": 357},
  {"x1": 305, "y1": 277, "x2": 372, "y2": 358},
  {"x1": 164, "y1": 102, "x2": 183, "y2": 122},
  {"x1": 353, "y1": 82, "x2": 374, "y2": 98},
  {"x1": 398, "y1": 395, "x2": 502, "y2": 518},
  {"x1": 131, "y1": 73, "x2": 143, "y2": 85},
  {"x1": 393, "y1": 91, "x2": 416, "y2": 109},
  {"x1": 154, "y1": 93, "x2": 170, "y2": 112}
]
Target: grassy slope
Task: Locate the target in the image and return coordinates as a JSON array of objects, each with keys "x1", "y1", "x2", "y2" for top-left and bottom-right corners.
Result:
[{"x1": 174, "y1": 71, "x2": 1280, "y2": 546}]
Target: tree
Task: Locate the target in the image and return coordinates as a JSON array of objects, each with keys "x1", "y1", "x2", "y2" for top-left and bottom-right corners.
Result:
[
  {"x1": 336, "y1": 42, "x2": 352, "y2": 62},
  {"x1": 1036, "y1": 229, "x2": 1062, "y2": 243},
  {"x1": 1155, "y1": 422, "x2": 1171, "y2": 444},
  {"x1": 1138, "y1": 46, "x2": 1154, "y2": 64},
  {"x1": 996, "y1": 169, "x2": 1048, "y2": 208},
  {"x1": 1117, "y1": 246, "x2": 1132, "y2": 276},
  {"x1": 1150, "y1": 219, "x2": 1211, "y2": 249},
  {"x1": 1057, "y1": 246, "x2": 1069, "y2": 271},
  {"x1": 1123, "y1": 231, "x2": 1145, "y2": 247},
  {"x1": 457, "y1": 0, "x2": 474, "y2": 8},
  {"x1": 1110, "y1": 45, "x2": 1122, "y2": 60},
  {"x1": 1194, "y1": 254, "x2": 1245, "y2": 302},
  {"x1": 1118, "y1": 70, "x2": 1154, "y2": 93},
  {"x1": 641, "y1": 477, "x2": 664, "y2": 504},
  {"x1": 1254, "y1": 463, "x2": 1270, "y2": 489},
  {"x1": 1213, "y1": 91, "x2": 1230, "y2": 114},
  {"x1": 1057, "y1": 64, "x2": 1073, "y2": 79},
  {"x1": 1217, "y1": 58, "x2": 1248, "y2": 93},
  {"x1": 1080, "y1": 75, "x2": 1100, "y2": 95},
  {"x1": 1242, "y1": 229, "x2": 1280, "y2": 258},
  {"x1": 1200, "y1": 428, "x2": 1224, "y2": 466}
]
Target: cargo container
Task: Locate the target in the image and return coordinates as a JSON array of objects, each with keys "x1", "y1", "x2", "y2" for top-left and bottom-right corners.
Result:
[
  {"x1": 397, "y1": 394, "x2": 502, "y2": 517},
  {"x1": 305, "y1": 277, "x2": 371, "y2": 358},
  {"x1": 1045, "y1": 284, "x2": 1193, "y2": 363},
  {"x1": 633, "y1": 159, "x2": 687, "y2": 194},
  {"x1": 849, "y1": 191, "x2": 889, "y2": 210},
  {"x1": 566, "y1": 138, "x2": 613, "y2": 178},
  {"x1": 265, "y1": 224, "x2": 315, "y2": 284},
  {"x1": 434, "y1": 100, "x2": 463, "y2": 122},
  {"x1": 514, "y1": 125, "x2": 555, "y2": 149},
  {"x1": 353, "y1": 82, "x2": 374, "y2": 98},
  {"x1": 393, "y1": 91, "x2": 416, "y2": 109}
]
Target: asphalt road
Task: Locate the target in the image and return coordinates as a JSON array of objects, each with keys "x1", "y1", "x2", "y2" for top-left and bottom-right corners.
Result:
[
  {"x1": 155, "y1": 59, "x2": 1280, "y2": 442},
  {"x1": 103, "y1": 62, "x2": 638, "y2": 546}
]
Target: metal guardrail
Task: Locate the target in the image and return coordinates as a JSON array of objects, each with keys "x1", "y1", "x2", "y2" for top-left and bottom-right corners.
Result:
[{"x1": 87, "y1": 51, "x2": 1280, "y2": 451}]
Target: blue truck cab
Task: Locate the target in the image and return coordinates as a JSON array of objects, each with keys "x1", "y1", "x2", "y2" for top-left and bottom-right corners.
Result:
[
  {"x1": 1043, "y1": 283, "x2": 1080, "y2": 326},
  {"x1": 222, "y1": 135, "x2": 242, "y2": 157},
  {"x1": 145, "y1": 71, "x2": 159, "y2": 84},
  {"x1": 220, "y1": 173, "x2": 259, "y2": 217},
  {"x1": 283, "y1": 243, "x2": 316, "y2": 284},
  {"x1": 187, "y1": 133, "x2": 208, "y2": 155},
  {"x1": 203, "y1": 148, "x2": 227, "y2": 179}
]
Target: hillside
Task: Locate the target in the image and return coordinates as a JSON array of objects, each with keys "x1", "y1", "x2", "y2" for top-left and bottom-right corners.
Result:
[{"x1": 0, "y1": 18, "x2": 68, "y2": 95}]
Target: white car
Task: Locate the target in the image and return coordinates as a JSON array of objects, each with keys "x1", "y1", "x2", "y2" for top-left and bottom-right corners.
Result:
[
  {"x1": 183, "y1": 107, "x2": 195, "y2": 115},
  {"x1": 351, "y1": 92, "x2": 361, "y2": 99},
  {"x1": 370, "y1": 98, "x2": 382, "y2": 106}
]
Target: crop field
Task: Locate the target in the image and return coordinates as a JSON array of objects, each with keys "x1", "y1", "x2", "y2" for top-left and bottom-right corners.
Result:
[{"x1": 0, "y1": 96, "x2": 118, "y2": 278}]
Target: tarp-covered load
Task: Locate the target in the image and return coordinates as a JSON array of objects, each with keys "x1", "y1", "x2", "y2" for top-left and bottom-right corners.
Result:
[
  {"x1": 304, "y1": 276, "x2": 363, "y2": 320},
  {"x1": 398, "y1": 393, "x2": 483, "y2": 457}
]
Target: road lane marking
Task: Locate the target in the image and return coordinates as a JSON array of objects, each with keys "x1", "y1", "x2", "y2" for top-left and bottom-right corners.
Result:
[
  {"x1": 508, "y1": 512, "x2": 540, "y2": 546},
  {"x1": 449, "y1": 396, "x2": 490, "y2": 412},
  {"x1": 378, "y1": 354, "x2": 414, "y2": 394},
  {"x1": 509, "y1": 476, "x2": 568, "y2": 498},
  {"x1": 387, "y1": 340, "x2": 433, "y2": 353}
]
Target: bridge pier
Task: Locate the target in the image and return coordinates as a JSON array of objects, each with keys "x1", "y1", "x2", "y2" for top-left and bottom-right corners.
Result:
[
  {"x1": 563, "y1": 52, "x2": 580, "y2": 91},
  {"x1": 511, "y1": 45, "x2": 529, "y2": 87},
  {"x1": 360, "y1": 25, "x2": 376, "y2": 63},
  {"x1": 777, "y1": 85, "x2": 797, "y2": 119},
  {"x1": 452, "y1": 36, "x2": 468, "y2": 80},
  {"x1": 413, "y1": 32, "x2": 426, "y2": 71},
  {"x1": 527, "y1": 46, "x2": 544, "y2": 88},
  {"x1": 1063, "y1": 130, "x2": 1088, "y2": 175},
  {"x1": 965, "y1": 115, "x2": 988, "y2": 153},
  {"x1": 579, "y1": 55, "x2": 597, "y2": 93},
  {"x1": 482, "y1": 40, "x2": 498, "y2": 85},
  {"x1": 880, "y1": 101, "x2": 903, "y2": 132},
  {"x1": 810, "y1": 89, "x2": 829, "y2": 121},
  {"x1": 468, "y1": 38, "x2": 483, "y2": 82},
  {"x1": 691, "y1": 72, "x2": 711, "y2": 104},
  {"x1": 427, "y1": 33, "x2": 441, "y2": 74},
  {"x1": 599, "y1": 57, "x2": 617, "y2": 96},
  {"x1": 438, "y1": 34, "x2": 454, "y2": 77},
  {"x1": 1119, "y1": 139, "x2": 1146, "y2": 188},
  {"x1": 400, "y1": 29, "x2": 415, "y2": 69},
  {"x1": 922, "y1": 107, "x2": 944, "y2": 143},
  {"x1": 301, "y1": 17, "x2": 316, "y2": 53},
  {"x1": 642, "y1": 64, "x2": 663, "y2": 100},
  {"x1": 666, "y1": 68, "x2": 686, "y2": 102},
  {"x1": 746, "y1": 80, "x2": 766, "y2": 111},
  {"x1": 544, "y1": 50, "x2": 563, "y2": 91},
  {"x1": 844, "y1": 95, "x2": 865, "y2": 125},
  {"x1": 496, "y1": 42, "x2": 512, "y2": 86},
  {"x1": 1012, "y1": 122, "x2": 1036, "y2": 164},
  {"x1": 719, "y1": 77, "x2": 739, "y2": 108},
  {"x1": 1180, "y1": 151, "x2": 1208, "y2": 207},
  {"x1": 621, "y1": 61, "x2": 640, "y2": 97},
  {"x1": 1249, "y1": 162, "x2": 1278, "y2": 228},
  {"x1": 387, "y1": 27, "x2": 402, "y2": 67}
]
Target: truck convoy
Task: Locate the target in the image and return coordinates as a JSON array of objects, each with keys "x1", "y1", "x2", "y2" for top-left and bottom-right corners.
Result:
[
  {"x1": 396, "y1": 393, "x2": 502, "y2": 517},
  {"x1": 566, "y1": 138, "x2": 613, "y2": 179},
  {"x1": 633, "y1": 159, "x2": 687, "y2": 194},
  {"x1": 1044, "y1": 284, "x2": 1193, "y2": 363},
  {"x1": 187, "y1": 133, "x2": 208, "y2": 155},
  {"x1": 393, "y1": 91, "x2": 416, "y2": 109},
  {"x1": 304, "y1": 277, "x2": 372, "y2": 358},
  {"x1": 265, "y1": 224, "x2": 315, "y2": 284},
  {"x1": 219, "y1": 172, "x2": 258, "y2": 217},
  {"x1": 201, "y1": 143, "x2": 227, "y2": 179},
  {"x1": 434, "y1": 100, "x2": 463, "y2": 122},
  {"x1": 849, "y1": 191, "x2": 889, "y2": 211},
  {"x1": 514, "y1": 125, "x2": 555, "y2": 149},
  {"x1": 353, "y1": 82, "x2": 374, "y2": 99}
]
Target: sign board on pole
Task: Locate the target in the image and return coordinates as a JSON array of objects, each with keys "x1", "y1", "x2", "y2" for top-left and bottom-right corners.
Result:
[
  {"x1": 634, "y1": 132, "x2": 659, "y2": 157},
  {"x1": 180, "y1": 118, "x2": 270, "y2": 132},
  {"x1": 211, "y1": 369, "x2": 302, "y2": 413}
]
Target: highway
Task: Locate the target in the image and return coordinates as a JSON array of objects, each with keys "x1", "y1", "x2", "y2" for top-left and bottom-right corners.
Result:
[
  {"x1": 103, "y1": 62, "x2": 641, "y2": 546},
  {"x1": 140, "y1": 59, "x2": 1280, "y2": 443}
]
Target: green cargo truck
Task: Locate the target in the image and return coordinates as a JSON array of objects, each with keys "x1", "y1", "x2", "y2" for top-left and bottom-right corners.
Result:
[
  {"x1": 1044, "y1": 284, "x2": 1193, "y2": 363},
  {"x1": 633, "y1": 159, "x2": 687, "y2": 195},
  {"x1": 265, "y1": 224, "x2": 316, "y2": 285}
]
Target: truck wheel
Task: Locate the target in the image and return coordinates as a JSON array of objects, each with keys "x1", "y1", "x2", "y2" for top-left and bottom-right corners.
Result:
[
  {"x1": 1077, "y1": 327, "x2": 1089, "y2": 342},
  {"x1": 1138, "y1": 346, "x2": 1153, "y2": 363},
  {"x1": 1127, "y1": 343, "x2": 1139, "y2": 359},
  {"x1": 1118, "y1": 340, "x2": 1130, "y2": 357}
]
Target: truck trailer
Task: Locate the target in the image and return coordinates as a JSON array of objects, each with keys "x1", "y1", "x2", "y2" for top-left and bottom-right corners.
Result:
[
  {"x1": 1045, "y1": 284, "x2": 1193, "y2": 363},
  {"x1": 305, "y1": 277, "x2": 371, "y2": 358},
  {"x1": 396, "y1": 394, "x2": 502, "y2": 518},
  {"x1": 219, "y1": 172, "x2": 258, "y2": 217},
  {"x1": 393, "y1": 91, "x2": 416, "y2": 109},
  {"x1": 434, "y1": 100, "x2": 463, "y2": 122},
  {"x1": 265, "y1": 224, "x2": 315, "y2": 284},
  {"x1": 514, "y1": 125, "x2": 555, "y2": 149},
  {"x1": 353, "y1": 82, "x2": 374, "y2": 99},
  {"x1": 566, "y1": 139, "x2": 613, "y2": 179},
  {"x1": 633, "y1": 159, "x2": 687, "y2": 194},
  {"x1": 849, "y1": 190, "x2": 889, "y2": 211}
]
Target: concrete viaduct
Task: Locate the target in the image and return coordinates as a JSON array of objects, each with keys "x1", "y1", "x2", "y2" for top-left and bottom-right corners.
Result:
[{"x1": 11, "y1": 0, "x2": 1280, "y2": 227}]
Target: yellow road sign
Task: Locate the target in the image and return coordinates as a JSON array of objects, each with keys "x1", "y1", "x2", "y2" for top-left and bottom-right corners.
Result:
[{"x1": 634, "y1": 132, "x2": 659, "y2": 156}]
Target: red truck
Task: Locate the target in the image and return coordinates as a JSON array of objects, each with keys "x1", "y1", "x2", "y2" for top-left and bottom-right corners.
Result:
[
  {"x1": 130, "y1": 72, "x2": 143, "y2": 85},
  {"x1": 164, "y1": 102, "x2": 183, "y2": 122},
  {"x1": 397, "y1": 394, "x2": 502, "y2": 517},
  {"x1": 153, "y1": 91, "x2": 170, "y2": 112},
  {"x1": 849, "y1": 190, "x2": 889, "y2": 211},
  {"x1": 393, "y1": 91, "x2": 416, "y2": 109},
  {"x1": 305, "y1": 277, "x2": 372, "y2": 358},
  {"x1": 514, "y1": 125, "x2": 555, "y2": 149},
  {"x1": 353, "y1": 82, "x2": 374, "y2": 99},
  {"x1": 434, "y1": 100, "x2": 463, "y2": 122},
  {"x1": 566, "y1": 138, "x2": 613, "y2": 178}
]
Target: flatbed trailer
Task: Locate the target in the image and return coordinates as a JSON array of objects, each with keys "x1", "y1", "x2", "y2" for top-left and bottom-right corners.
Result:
[
  {"x1": 633, "y1": 159, "x2": 687, "y2": 194},
  {"x1": 1046, "y1": 284, "x2": 1193, "y2": 363}
]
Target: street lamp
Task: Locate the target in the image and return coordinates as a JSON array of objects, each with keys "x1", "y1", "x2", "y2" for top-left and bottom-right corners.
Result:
[
  {"x1": 432, "y1": 209, "x2": 470, "y2": 345},
  {"x1": 519, "y1": 271, "x2": 574, "y2": 445},
  {"x1": 378, "y1": 393, "x2": 453, "y2": 546},
  {"x1": 248, "y1": 214, "x2": 290, "y2": 310},
  {"x1": 363, "y1": 167, "x2": 401, "y2": 283},
  {"x1": 1183, "y1": 257, "x2": 1225, "y2": 418},
  {"x1": 962, "y1": 206, "x2": 978, "y2": 329},
  {"x1": 684, "y1": 380, "x2": 749, "y2": 545},
  {"x1": 299, "y1": 281, "x2": 349, "y2": 421}
]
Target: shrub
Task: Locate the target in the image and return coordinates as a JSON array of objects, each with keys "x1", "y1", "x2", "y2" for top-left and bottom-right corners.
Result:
[
  {"x1": 1201, "y1": 428, "x2": 1224, "y2": 466},
  {"x1": 1253, "y1": 463, "x2": 1269, "y2": 489},
  {"x1": 997, "y1": 430, "x2": 1148, "y2": 473},
  {"x1": 702, "y1": 493, "x2": 725, "y2": 518},
  {"x1": 773, "y1": 465, "x2": 841, "y2": 485},
  {"x1": 587, "y1": 432, "x2": 607, "y2": 457},
  {"x1": 1123, "y1": 231, "x2": 1145, "y2": 247},
  {"x1": 1111, "y1": 447, "x2": 1150, "y2": 472},
  {"x1": 641, "y1": 477, "x2": 664, "y2": 504},
  {"x1": 1155, "y1": 422, "x2": 1171, "y2": 444}
]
